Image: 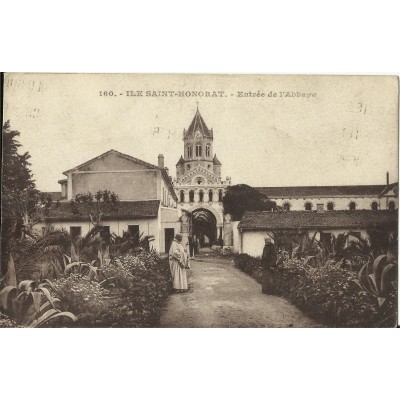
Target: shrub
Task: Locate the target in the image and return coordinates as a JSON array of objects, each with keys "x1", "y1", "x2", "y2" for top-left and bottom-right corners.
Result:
[
  {"x1": 233, "y1": 253, "x2": 397, "y2": 327},
  {"x1": 52, "y1": 274, "x2": 108, "y2": 316},
  {"x1": 48, "y1": 250, "x2": 172, "y2": 327}
]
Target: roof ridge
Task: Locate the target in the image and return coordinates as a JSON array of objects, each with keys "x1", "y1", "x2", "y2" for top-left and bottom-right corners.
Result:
[{"x1": 63, "y1": 149, "x2": 161, "y2": 175}]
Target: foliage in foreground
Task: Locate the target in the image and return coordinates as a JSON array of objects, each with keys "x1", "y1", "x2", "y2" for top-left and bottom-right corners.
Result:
[
  {"x1": 0, "y1": 280, "x2": 77, "y2": 328},
  {"x1": 234, "y1": 253, "x2": 397, "y2": 327},
  {"x1": 48, "y1": 251, "x2": 172, "y2": 327}
]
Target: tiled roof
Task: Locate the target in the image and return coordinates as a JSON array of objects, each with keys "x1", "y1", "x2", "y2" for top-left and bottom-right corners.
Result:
[
  {"x1": 238, "y1": 210, "x2": 398, "y2": 230},
  {"x1": 379, "y1": 182, "x2": 398, "y2": 197},
  {"x1": 43, "y1": 200, "x2": 161, "y2": 221},
  {"x1": 256, "y1": 185, "x2": 389, "y2": 198},
  {"x1": 185, "y1": 108, "x2": 212, "y2": 138}
]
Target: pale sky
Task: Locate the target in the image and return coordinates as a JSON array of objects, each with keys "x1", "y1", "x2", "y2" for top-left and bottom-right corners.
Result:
[{"x1": 3, "y1": 74, "x2": 399, "y2": 192}]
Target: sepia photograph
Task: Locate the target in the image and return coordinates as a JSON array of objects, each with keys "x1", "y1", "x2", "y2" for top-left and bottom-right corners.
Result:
[{"x1": 1, "y1": 73, "x2": 398, "y2": 328}]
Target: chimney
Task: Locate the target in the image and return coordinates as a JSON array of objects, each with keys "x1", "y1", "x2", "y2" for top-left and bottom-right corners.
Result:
[
  {"x1": 158, "y1": 154, "x2": 164, "y2": 169},
  {"x1": 165, "y1": 167, "x2": 169, "y2": 176},
  {"x1": 386, "y1": 172, "x2": 389, "y2": 186}
]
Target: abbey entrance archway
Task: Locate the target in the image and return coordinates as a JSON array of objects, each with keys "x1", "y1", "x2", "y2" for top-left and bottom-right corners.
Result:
[
  {"x1": 192, "y1": 208, "x2": 218, "y2": 247},
  {"x1": 180, "y1": 205, "x2": 224, "y2": 248}
]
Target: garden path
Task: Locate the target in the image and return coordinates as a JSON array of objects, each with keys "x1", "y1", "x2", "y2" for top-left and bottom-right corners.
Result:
[{"x1": 159, "y1": 253, "x2": 323, "y2": 328}]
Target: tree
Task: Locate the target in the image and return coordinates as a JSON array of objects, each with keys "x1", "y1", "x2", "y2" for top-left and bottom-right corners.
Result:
[
  {"x1": 1, "y1": 121, "x2": 45, "y2": 278},
  {"x1": 222, "y1": 184, "x2": 276, "y2": 221},
  {"x1": 70, "y1": 190, "x2": 119, "y2": 227}
]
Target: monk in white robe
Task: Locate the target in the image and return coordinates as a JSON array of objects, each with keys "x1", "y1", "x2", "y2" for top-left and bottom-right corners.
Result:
[{"x1": 169, "y1": 234, "x2": 188, "y2": 292}]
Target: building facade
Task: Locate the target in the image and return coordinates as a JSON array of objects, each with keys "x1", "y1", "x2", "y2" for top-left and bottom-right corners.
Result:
[
  {"x1": 237, "y1": 210, "x2": 398, "y2": 257},
  {"x1": 256, "y1": 182, "x2": 398, "y2": 212},
  {"x1": 40, "y1": 108, "x2": 398, "y2": 254},
  {"x1": 173, "y1": 107, "x2": 231, "y2": 245},
  {"x1": 39, "y1": 150, "x2": 180, "y2": 253}
]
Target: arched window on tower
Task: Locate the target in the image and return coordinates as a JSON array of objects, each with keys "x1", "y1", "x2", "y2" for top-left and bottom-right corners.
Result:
[
  {"x1": 206, "y1": 144, "x2": 211, "y2": 157},
  {"x1": 195, "y1": 144, "x2": 202, "y2": 157},
  {"x1": 371, "y1": 201, "x2": 378, "y2": 210},
  {"x1": 327, "y1": 202, "x2": 334, "y2": 211},
  {"x1": 187, "y1": 146, "x2": 192, "y2": 158},
  {"x1": 199, "y1": 190, "x2": 204, "y2": 202},
  {"x1": 180, "y1": 190, "x2": 185, "y2": 203},
  {"x1": 349, "y1": 202, "x2": 356, "y2": 211},
  {"x1": 283, "y1": 202, "x2": 291, "y2": 211},
  {"x1": 189, "y1": 190, "x2": 194, "y2": 203},
  {"x1": 388, "y1": 201, "x2": 396, "y2": 210},
  {"x1": 305, "y1": 202, "x2": 312, "y2": 211},
  {"x1": 209, "y1": 190, "x2": 213, "y2": 202},
  {"x1": 218, "y1": 190, "x2": 223, "y2": 202}
]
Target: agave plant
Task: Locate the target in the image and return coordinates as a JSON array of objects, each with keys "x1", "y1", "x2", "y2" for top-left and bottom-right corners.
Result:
[
  {"x1": 0, "y1": 279, "x2": 77, "y2": 327},
  {"x1": 354, "y1": 254, "x2": 398, "y2": 307}
]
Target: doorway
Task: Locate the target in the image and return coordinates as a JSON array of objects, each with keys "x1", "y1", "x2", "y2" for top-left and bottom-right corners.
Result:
[{"x1": 165, "y1": 228, "x2": 175, "y2": 253}]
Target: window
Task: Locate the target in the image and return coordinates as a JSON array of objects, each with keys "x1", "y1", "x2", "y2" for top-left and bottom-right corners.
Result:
[
  {"x1": 189, "y1": 190, "x2": 194, "y2": 202},
  {"x1": 209, "y1": 190, "x2": 213, "y2": 202},
  {"x1": 388, "y1": 201, "x2": 396, "y2": 211},
  {"x1": 218, "y1": 190, "x2": 223, "y2": 202},
  {"x1": 349, "y1": 202, "x2": 356, "y2": 210},
  {"x1": 70, "y1": 226, "x2": 81, "y2": 239},
  {"x1": 128, "y1": 225, "x2": 140, "y2": 244},
  {"x1": 305, "y1": 202, "x2": 312, "y2": 211},
  {"x1": 205, "y1": 145, "x2": 211, "y2": 157},
  {"x1": 327, "y1": 202, "x2": 334, "y2": 211},
  {"x1": 180, "y1": 190, "x2": 185, "y2": 203},
  {"x1": 371, "y1": 201, "x2": 378, "y2": 210},
  {"x1": 187, "y1": 146, "x2": 192, "y2": 158},
  {"x1": 195, "y1": 144, "x2": 202, "y2": 157},
  {"x1": 199, "y1": 190, "x2": 204, "y2": 202},
  {"x1": 187, "y1": 164, "x2": 191, "y2": 170},
  {"x1": 283, "y1": 202, "x2": 290, "y2": 211}
]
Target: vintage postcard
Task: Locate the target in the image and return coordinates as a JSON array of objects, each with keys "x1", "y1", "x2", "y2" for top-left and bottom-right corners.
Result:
[{"x1": 1, "y1": 73, "x2": 398, "y2": 328}]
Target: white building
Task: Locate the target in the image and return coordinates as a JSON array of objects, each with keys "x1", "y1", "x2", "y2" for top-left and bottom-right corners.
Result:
[
  {"x1": 39, "y1": 149, "x2": 180, "y2": 253},
  {"x1": 236, "y1": 210, "x2": 398, "y2": 257}
]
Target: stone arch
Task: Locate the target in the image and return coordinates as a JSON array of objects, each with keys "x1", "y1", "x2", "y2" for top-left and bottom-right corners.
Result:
[
  {"x1": 189, "y1": 190, "x2": 195, "y2": 202},
  {"x1": 186, "y1": 204, "x2": 224, "y2": 226}
]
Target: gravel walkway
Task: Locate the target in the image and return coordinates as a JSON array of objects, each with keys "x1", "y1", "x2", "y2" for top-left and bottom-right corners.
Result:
[{"x1": 159, "y1": 255, "x2": 323, "y2": 328}]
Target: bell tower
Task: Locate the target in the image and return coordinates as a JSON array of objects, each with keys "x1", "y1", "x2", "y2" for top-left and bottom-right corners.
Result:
[
  {"x1": 177, "y1": 106, "x2": 214, "y2": 176},
  {"x1": 173, "y1": 106, "x2": 232, "y2": 247}
]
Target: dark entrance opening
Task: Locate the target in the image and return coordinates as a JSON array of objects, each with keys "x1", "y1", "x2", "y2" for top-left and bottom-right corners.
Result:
[
  {"x1": 165, "y1": 228, "x2": 175, "y2": 253},
  {"x1": 192, "y1": 208, "x2": 217, "y2": 248}
]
